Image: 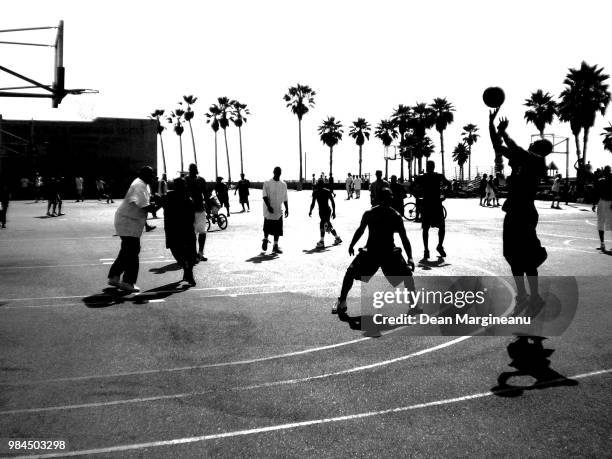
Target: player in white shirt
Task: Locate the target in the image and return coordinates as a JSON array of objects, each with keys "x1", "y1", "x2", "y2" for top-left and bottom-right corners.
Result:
[{"x1": 262, "y1": 167, "x2": 289, "y2": 254}]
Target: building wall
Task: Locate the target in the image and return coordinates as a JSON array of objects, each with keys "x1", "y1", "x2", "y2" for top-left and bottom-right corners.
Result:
[{"x1": 0, "y1": 117, "x2": 157, "y2": 197}]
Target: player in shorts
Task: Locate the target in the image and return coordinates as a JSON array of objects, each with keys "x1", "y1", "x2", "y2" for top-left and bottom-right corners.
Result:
[
  {"x1": 309, "y1": 178, "x2": 342, "y2": 248},
  {"x1": 185, "y1": 163, "x2": 209, "y2": 262},
  {"x1": 333, "y1": 188, "x2": 415, "y2": 314},
  {"x1": 415, "y1": 160, "x2": 450, "y2": 260}
]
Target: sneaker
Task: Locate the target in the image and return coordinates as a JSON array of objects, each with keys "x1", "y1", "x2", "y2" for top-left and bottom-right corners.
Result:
[
  {"x1": 261, "y1": 238, "x2": 269, "y2": 251},
  {"x1": 334, "y1": 237, "x2": 342, "y2": 245},
  {"x1": 118, "y1": 281, "x2": 140, "y2": 293},
  {"x1": 145, "y1": 225, "x2": 156, "y2": 232},
  {"x1": 512, "y1": 294, "x2": 530, "y2": 316},
  {"x1": 332, "y1": 298, "x2": 347, "y2": 314},
  {"x1": 423, "y1": 249, "x2": 430, "y2": 260},
  {"x1": 272, "y1": 245, "x2": 283, "y2": 254},
  {"x1": 183, "y1": 272, "x2": 196, "y2": 287},
  {"x1": 600, "y1": 243, "x2": 606, "y2": 251},
  {"x1": 436, "y1": 245, "x2": 446, "y2": 257},
  {"x1": 107, "y1": 276, "x2": 121, "y2": 288},
  {"x1": 316, "y1": 241, "x2": 325, "y2": 248}
]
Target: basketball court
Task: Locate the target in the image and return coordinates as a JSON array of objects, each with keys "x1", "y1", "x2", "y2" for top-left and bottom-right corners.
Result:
[{"x1": 0, "y1": 191, "x2": 610, "y2": 457}]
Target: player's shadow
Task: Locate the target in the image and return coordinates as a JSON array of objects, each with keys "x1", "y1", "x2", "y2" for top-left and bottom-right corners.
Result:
[
  {"x1": 337, "y1": 310, "x2": 407, "y2": 337},
  {"x1": 418, "y1": 257, "x2": 450, "y2": 271},
  {"x1": 246, "y1": 253, "x2": 279, "y2": 263},
  {"x1": 34, "y1": 215, "x2": 55, "y2": 219},
  {"x1": 82, "y1": 281, "x2": 190, "y2": 308},
  {"x1": 302, "y1": 246, "x2": 331, "y2": 255},
  {"x1": 490, "y1": 336, "x2": 578, "y2": 398},
  {"x1": 597, "y1": 248, "x2": 612, "y2": 256},
  {"x1": 149, "y1": 262, "x2": 181, "y2": 274}
]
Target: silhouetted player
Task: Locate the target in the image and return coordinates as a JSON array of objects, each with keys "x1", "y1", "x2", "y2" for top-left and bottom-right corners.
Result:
[
  {"x1": 415, "y1": 160, "x2": 450, "y2": 259},
  {"x1": 309, "y1": 178, "x2": 342, "y2": 248},
  {"x1": 333, "y1": 188, "x2": 415, "y2": 314},
  {"x1": 489, "y1": 109, "x2": 550, "y2": 310},
  {"x1": 185, "y1": 164, "x2": 208, "y2": 262}
]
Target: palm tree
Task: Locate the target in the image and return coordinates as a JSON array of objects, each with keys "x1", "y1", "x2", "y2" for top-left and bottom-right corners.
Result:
[
  {"x1": 283, "y1": 84, "x2": 316, "y2": 183},
  {"x1": 461, "y1": 123, "x2": 479, "y2": 180},
  {"x1": 374, "y1": 119, "x2": 398, "y2": 179},
  {"x1": 216, "y1": 97, "x2": 234, "y2": 183},
  {"x1": 231, "y1": 100, "x2": 250, "y2": 175},
  {"x1": 348, "y1": 118, "x2": 371, "y2": 177},
  {"x1": 205, "y1": 104, "x2": 221, "y2": 178},
  {"x1": 430, "y1": 98, "x2": 455, "y2": 176},
  {"x1": 391, "y1": 105, "x2": 412, "y2": 180},
  {"x1": 411, "y1": 103, "x2": 436, "y2": 172},
  {"x1": 318, "y1": 117, "x2": 343, "y2": 179},
  {"x1": 452, "y1": 142, "x2": 469, "y2": 180},
  {"x1": 524, "y1": 90, "x2": 557, "y2": 138},
  {"x1": 559, "y1": 61, "x2": 611, "y2": 167},
  {"x1": 150, "y1": 109, "x2": 167, "y2": 174},
  {"x1": 602, "y1": 122, "x2": 612, "y2": 154},
  {"x1": 167, "y1": 108, "x2": 186, "y2": 173},
  {"x1": 181, "y1": 95, "x2": 198, "y2": 166}
]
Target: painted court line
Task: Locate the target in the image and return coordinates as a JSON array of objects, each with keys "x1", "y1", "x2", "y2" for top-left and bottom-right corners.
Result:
[
  {"x1": 0, "y1": 259, "x2": 175, "y2": 270},
  {"x1": 0, "y1": 336, "x2": 471, "y2": 415},
  {"x1": 0, "y1": 280, "x2": 322, "y2": 303},
  {"x1": 14, "y1": 369, "x2": 612, "y2": 458}
]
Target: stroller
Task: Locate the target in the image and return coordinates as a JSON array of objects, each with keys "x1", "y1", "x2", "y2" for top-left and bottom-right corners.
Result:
[{"x1": 205, "y1": 195, "x2": 228, "y2": 231}]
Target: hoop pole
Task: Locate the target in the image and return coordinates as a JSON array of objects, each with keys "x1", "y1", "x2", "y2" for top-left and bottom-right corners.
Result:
[
  {"x1": 0, "y1": 65, "x2": 53, "y2": 92},
  {"x1": 0, "y1": 26, "x2": 57, "y2": 33},
  {"x1": 0, "y1": 40, "x2": 53, "y2": 47},
  {"x1": 565, "y1": 138, "x2": 569, "y2": 205}
]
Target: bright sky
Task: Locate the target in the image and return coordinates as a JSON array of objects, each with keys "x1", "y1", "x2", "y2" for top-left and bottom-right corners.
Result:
[{"x1": 2, "y1": 0, "x2": 611, "y2": 181}]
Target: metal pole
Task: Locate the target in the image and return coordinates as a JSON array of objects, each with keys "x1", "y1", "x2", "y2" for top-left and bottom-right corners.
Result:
[{"x1": 565, "y1": 138, "x2": 569, "y2": 205}]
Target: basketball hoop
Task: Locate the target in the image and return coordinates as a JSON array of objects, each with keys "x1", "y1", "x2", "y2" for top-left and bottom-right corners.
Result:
[{"x1": 383, "y1": 145, "x2": 398, "y2": 161}]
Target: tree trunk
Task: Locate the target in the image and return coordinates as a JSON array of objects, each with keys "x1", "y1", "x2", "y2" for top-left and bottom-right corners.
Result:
[
  {"x1": 385, "y1": 158, "x2": 388, "y2": 180},
  {"x1": 223, "y1": 128, "x2": 231, "y2": 184},
  {"x1": 238, "y1": 126, "x2": 244, "y2": 175},
  {"x1": 159, "y1": 134, "x2": 167, "y2": 175},
  {"x1": 468, "y1": 146, "x2": 472, "y2": 181},
  {"x1": 188, "y1": 120, "x2": 197, "y2": 167},
  {"x1": 214, "y1": 132, "x2": 218, "y2": 178},
  {"x1": 358, "y1": 145, "x2": 362, "y2": 177},
  {"x1": 440, "y1": 130, "x2": 445, "y2": 176},
  {"x1": 582, "y1": 127, "x2": 590, "y2": 166},
  {"x1": 400, "y1": 155, "x2": 404, "y2": 181},
  {"x1": 298, "y1": 119, "x2": 303, "y2": 183},
  {"x1": 329, "y1": 146, "x2": 333, "y2": 179},
  {"x1": 179, "y1": 135, "x2": 184, "y2": 173},
  {"x1": 573, "y1": 133, "x2": 581, "y2": 162}
]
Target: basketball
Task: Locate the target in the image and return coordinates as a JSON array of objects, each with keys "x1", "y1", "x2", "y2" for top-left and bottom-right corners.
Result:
[{"x1": 483, "y1": 86, "x2": 505, "y2": 108}]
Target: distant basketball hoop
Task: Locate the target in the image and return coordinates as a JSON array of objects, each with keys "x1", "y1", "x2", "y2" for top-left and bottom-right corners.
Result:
[
  {"x1": 0, "y1": 21, "x2": 97, "y2": 108},
  {"x1": 383, "y1": 145, "x2": 398, "y2": 161}
]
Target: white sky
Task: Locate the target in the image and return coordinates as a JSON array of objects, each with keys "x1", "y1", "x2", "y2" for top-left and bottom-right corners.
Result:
[{"x1": 2, "y1": 0, "x2": 611, "y2": 181}]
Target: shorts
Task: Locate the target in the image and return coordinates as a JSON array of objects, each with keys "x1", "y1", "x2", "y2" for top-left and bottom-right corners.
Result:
[
  {"x1": 263, "y1": 217, "x2": 283, "y2": 237},
  {"x1": 348, "y1": 247, "x2": 412, "y2": 285},
  {"x1": 421, "y1": 203, "x2": 444, "y2": 228},
  {"x1": 194, "y1": 211, "x2": 207, "y2": 233},
  {"x1": 239, "y1": 193, "x2": 249, "y2": 204},
  {"x1": 503, "y1": 209, "x2": 547, "y2": 270},
  {"x1": 597, "y1": 199, "x2": 612, "y2": 231},
  {"x1": 319, "y1": 207, "x2": 332, "y2": 230}
]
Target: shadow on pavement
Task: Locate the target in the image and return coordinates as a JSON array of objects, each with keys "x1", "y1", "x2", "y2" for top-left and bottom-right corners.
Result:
[
  {"x1": 491, "y1": 336, "x2": 579, "y2": 397},
  {"x1": 149, "y1": 262, "x2": 181, "y2": 274},
  {"x1": 418, "y1": 257, "x2": 450, "y2": 270},
  {"x1": 82, "y1": 281, "x2": 191, "y2": 308},
  {"x1": 246, "y1": 253, "x2": 279, "y2": 263},
  {"x1": 337, "y1": 310, "x2": 404, "y2": 338},
  {"x1": 302, "y1": 246, "x2": 331, "y2": 255}
]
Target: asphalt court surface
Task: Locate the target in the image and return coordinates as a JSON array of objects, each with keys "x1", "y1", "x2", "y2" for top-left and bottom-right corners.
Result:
[{"x1": 0, "y1": 192, "x2": 610, "y2": 457}]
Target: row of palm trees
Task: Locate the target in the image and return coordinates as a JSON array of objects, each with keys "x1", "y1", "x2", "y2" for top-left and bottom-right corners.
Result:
[
  {"x1": 151, "y1": 96, "x2": 250, "y2": 182},
  {"x1": 283, "y1": 84, "x2": 481, "y2": 182},
  {"x1": 521, "y1": 61, "x2": 610, "y2": 176},
  {"x1": 283, "y1": 61, "x2": 610, "y2": 184}
]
